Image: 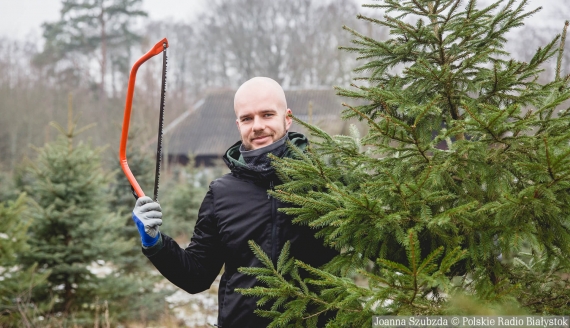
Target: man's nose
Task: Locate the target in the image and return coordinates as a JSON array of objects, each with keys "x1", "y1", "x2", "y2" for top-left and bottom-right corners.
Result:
[{"x1": 252, "y1": 116, "x2": 265, "y2": 131}]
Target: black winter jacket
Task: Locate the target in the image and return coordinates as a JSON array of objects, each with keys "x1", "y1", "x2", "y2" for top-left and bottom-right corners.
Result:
[{"x1": 143, "y1": 132, "x2": 337, "y2": 327}]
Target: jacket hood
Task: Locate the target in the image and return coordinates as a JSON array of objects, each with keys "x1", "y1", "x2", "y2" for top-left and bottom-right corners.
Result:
[{"x1": 223, "y1": 132, "x2": 308, "y2": 180}]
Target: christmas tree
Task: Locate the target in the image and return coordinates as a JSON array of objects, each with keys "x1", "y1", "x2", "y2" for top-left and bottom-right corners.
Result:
[
  {"x1": 18, "y1": 106, "x2": 162, "y2": 324},
  {"x1": 238, "y1": 0, "x2": 570, "y2": 326},
  {"x1": 0, "y1": 194, "x2": 50, "y2": 327}
]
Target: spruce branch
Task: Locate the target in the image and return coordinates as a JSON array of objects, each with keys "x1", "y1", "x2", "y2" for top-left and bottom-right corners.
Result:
[
  {"x1": 543, "y1": 137, "x2": 556, "y2": 182},
  {"x1": 239, "y1": 243, "x2": 365, "y2": 326},
  {"x1": 556, "y1": 21, "x2": 569, "y2": 81},
  {"x1": 342, "y1": 102, "x2": 413, "y2": 144},
  {"x1": 404, "y1": 165, "x2": 433, "y2": 197},
  {"x1": 441, "y1": 0, "x2": 461, "y2": 17},
  {"x1": 290, "y1": 114, "x2": 334, "y2": 144},
  {"x1": 462, "y1": 101, "x2": 504, "y2": 144},
  {"x1": 412, "y1": 134, "x2": 432, "y2": 163},
  {"x1": 410, "y1": 0, "x2": 429, "y2": 15}
]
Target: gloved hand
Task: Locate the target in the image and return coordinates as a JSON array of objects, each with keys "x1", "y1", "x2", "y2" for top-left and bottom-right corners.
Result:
[{"x1": 132, "y1": 196, "x2": 163, "y2": 247}]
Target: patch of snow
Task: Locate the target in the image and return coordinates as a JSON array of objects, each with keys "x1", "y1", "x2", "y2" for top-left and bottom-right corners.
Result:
[
  {"x1": 165, "y1": 275, "x2": 220, "y2": 327},
  {"x1": 87, "y1": 261, "x2": 114, "y2": 278}
]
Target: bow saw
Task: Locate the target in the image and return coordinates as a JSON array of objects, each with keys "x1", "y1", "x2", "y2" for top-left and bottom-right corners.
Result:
[{"x1": 120, "y1": 38, "x2": 168, "y2": 201}]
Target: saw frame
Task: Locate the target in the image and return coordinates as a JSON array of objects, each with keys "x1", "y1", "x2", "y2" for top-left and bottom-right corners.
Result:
[{"x1": 119, "y1": 38, "x2": 169, "y2": 201}]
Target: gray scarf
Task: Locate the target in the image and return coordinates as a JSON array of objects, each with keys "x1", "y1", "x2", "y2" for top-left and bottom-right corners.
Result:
[{"x1": 239, "y1": 134, "x2": 289, "y2": 173}]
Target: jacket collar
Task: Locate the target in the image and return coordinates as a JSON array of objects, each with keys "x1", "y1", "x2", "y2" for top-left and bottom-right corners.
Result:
[{"x1": 223, "y1": 132, "x2": 308, "y2": 182}]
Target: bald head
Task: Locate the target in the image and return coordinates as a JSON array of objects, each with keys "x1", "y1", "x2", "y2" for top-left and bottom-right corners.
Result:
[{"x1": 234, "y1": 77, "x2": 287, "y2": 115}]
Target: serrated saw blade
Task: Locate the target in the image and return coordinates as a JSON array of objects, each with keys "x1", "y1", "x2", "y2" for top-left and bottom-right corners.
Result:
[{"x1": 153, "y1": 42, "x2": 167, "y2": 202}]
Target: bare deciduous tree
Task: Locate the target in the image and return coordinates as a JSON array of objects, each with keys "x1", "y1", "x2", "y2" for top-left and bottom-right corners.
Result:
[{"x1": 145, "y1": 0, "x2": 365, "y2": 98}]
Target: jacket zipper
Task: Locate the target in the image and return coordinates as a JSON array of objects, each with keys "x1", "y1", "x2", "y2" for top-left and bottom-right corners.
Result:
[{"x1": 269, "y1": 180, "x2": 277, "y2": 264}]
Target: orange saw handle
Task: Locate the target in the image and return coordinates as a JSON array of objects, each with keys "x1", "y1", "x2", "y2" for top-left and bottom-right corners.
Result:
[{"x1": 119, "y1": 38, "x2": 169, "y2": 198}]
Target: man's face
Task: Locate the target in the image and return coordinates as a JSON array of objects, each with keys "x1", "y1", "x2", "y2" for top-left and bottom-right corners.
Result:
[{"x1": 235, "y1": 85, "x2": 292, "y2": 150}]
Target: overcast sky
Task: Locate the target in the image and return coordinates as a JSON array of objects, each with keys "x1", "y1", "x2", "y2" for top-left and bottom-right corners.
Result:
[
  {"x1": 0, "y1": 0, "x2": 205, "y2": 40},
  {"x1": 0, "y1": 0, "x2": 566, "y2": 42}
]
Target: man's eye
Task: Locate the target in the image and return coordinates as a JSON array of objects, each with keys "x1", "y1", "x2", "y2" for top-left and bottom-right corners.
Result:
[{"x1": 264, "y1": 113, "x2": 274, "y2": 117}]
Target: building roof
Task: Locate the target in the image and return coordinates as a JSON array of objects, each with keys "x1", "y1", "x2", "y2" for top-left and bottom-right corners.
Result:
[{"x1": 164, "y1": 89, "x2": 350, "y2": 158}]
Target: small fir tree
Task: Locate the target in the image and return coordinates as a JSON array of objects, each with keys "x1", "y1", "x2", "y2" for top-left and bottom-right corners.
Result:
[
  {"x1": 0, "y1": 194, "x2": 51, "y2": 327},
  {"x1": 19, "y1": 115, "x2": 143, "y2": 324},
  {"x1": 238, "y1": 0, "x2": 570, "y2": 326},
  {"x1": 0, "y1": 169, "x2": 18, "y2": 203}
]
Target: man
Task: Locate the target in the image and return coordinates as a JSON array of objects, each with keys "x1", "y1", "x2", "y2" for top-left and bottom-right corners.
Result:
[{"x1": 131, "y1": 77, "x2": 336, "y2": 327}]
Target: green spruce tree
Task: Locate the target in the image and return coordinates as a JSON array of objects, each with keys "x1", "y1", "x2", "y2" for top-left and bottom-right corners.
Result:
[
  {"x1": 238, "y1": 0, "x2": 570, "y2": 326},
  {"x1": 0, "y1": 194, "x2": 51, "y2": 327},
  {"x1": 19, "y1": 114, "x2": 142, "y2": 324},
  {"x1": 0, "y1": 169, "x2": 18, "y2": 203}
]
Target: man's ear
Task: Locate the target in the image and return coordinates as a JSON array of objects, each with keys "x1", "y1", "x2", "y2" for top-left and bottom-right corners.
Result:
[{"x1": 285, "y1": 108, "x2": 293, "y2": 130}]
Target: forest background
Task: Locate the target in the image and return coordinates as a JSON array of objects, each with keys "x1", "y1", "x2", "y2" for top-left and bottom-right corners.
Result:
[{"x1": 0, "y1": 0, "x2": 569, "y2": 326}]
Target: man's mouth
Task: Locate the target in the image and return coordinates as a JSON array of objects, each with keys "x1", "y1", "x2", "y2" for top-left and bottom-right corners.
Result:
[{"x1": 252, "y1": 135, "x2": 270, "y2": 141}]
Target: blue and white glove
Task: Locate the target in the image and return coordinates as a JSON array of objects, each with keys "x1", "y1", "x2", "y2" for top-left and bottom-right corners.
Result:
[{"x1": 132, "y1": 196, "x2": 163, "y2": 247}]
